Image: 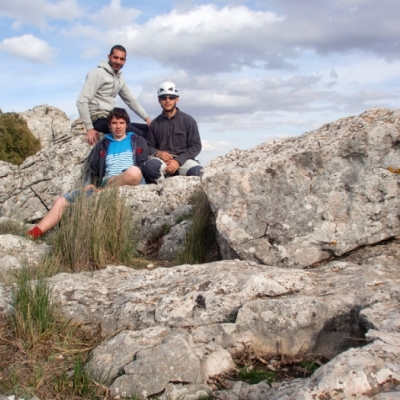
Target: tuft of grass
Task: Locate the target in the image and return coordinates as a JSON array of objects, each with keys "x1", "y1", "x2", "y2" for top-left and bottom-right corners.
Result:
[
  {"x1": 238, "y1": 367, "x2": 278, "y2": 385},
  {"x1": 50, "y1": 186, "x2": 139, "y2": 272},
  {"x1": 176, "y1": 190, "x2": 219, "y2": 265},
  {"x1": 300, "y1": 359, "x2": 320, "y2": 374},
  {"x1": 0, "y1": 266, "x2": 105, "y2": 399},
  {"x1": 73, "y1": 356, "x2": 92, "y2": 396},
  {"x1": 0, "y1": 218, "x2": 30, "y2": 236},
  {"x1": 12, "y1": 267, "x2": 56, "y2": 348}
]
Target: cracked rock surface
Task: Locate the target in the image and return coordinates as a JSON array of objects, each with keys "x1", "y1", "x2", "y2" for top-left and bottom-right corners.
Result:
[{"x1": 203, "y1": 108, "x2": 400, "y2": 268}]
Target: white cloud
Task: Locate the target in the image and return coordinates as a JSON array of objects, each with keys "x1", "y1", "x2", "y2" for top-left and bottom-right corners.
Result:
[
  {"x1": 0, "y1": 0, "x2": 81, "y2": 28},
  {"x1": 81, "y1": 47, "x2": 102, "y2": 60},
  {"x1": 93, "y1": 0, "x2": 140, "y2": 28},
  {"x1": 201, "y1": 140, "x2": 231, "y2": 151},
  {"x1": 0, "y1": 34, "x2": 57, "y2": 63},
  {"x1": 106, "y1": 5, "x2": 284, "y2": 72}
]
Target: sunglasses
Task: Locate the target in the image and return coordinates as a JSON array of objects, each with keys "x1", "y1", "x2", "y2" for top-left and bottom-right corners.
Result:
[{"x1": 159, "y1": 95, "x2": 177, "y2": 101}]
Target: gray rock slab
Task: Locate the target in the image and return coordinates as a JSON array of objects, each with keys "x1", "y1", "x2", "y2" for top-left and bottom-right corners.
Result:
[
  {"x1": 0, "y1": 135, "x2": 89, "y2": 222},
  {"x1": 159, "y1": 220, "x2": 191, "y2": 261},
  {"x1": 160, "y1": 383, "x2": 213, "y2": 400},
  {"x1": 203, "y1": 108, "x2": 400, "y2": 268},
  {"x1": 120, "y1": 176, "x2": 201, "y2": 252},
  {"x1": 215, "y1": 380, "x2": 274, "y2": 400},
  {"x1": 20, "y1": 104, "x2": 73, "y2": 148},
  {"x1": 360, "y1": 301, "x2": 400, "y2": 333},
  {"x1": 0, "y1": 234, "x2": 51, "y2": 281},
  {"x1": 110, "y1": 331, "x2": 202, "y2": 399},
  {"x1": 284, "y1": 330, "x2": 400, "y2": 399},
  {"x1": 48, "y1": 260, "x2": 309, "y2": 336},
  {"x1": 86, "y1": 326, "x2": 171, "y2": 382}
]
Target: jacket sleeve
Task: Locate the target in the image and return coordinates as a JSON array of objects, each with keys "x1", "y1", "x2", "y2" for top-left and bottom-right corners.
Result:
[
  {"x1": 119, "y1": 79, "x2": 149, "y2": 121},
  {"x1": 83, "y1": 144, "x2": 100, "y2": 186},
  {"x1": 76, "y1": 70, "x2": 104, "y2": 130},
  {"x1": 136, "y1": 136, "x2": 150, "y2": 170},
  {"x1": 175, "y1": 118, "x2": 202, "y2": 166}
]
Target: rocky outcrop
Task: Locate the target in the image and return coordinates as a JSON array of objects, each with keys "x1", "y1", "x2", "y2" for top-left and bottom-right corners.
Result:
[
  {"x1": 0, "y1": 106, "x2": 89, "y2": 222},
  {"x1": 20, "y1": 104, "x2": 79, "y2": 147},
  {"x1": 0, "y1": 106, "x2": 200, "y2": 259},
  {"x1": 1, "y1": 106, "x2": 400, "y2": 399},
  {"x1": 0, "y1": 234, "x2": 51, "y2": 281},
  {"x1": 10, "y1": 239, "x2": 389, "y2": 398},
  {"x1": 203, "y1": 108, "x2": 400, "y2": 268}
]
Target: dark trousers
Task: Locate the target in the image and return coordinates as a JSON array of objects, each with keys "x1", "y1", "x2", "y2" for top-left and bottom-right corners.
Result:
[{"x1": 93, "y1": 118, "x2": 149, "y2": 140}]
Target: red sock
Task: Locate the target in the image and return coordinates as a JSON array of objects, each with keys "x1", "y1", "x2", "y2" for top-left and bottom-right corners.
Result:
[{"x1": 27, "y1": 226, "x2": 43, "y2": 239}]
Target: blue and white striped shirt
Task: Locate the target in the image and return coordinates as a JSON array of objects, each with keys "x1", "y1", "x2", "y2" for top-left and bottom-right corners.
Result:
[{"x1": 105, "y1": 132, "x2": 135, "y2": 177}]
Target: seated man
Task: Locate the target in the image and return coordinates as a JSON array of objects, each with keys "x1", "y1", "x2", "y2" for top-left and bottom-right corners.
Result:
[
  {"x1": 27, "y1": 108, "x2": 149, "y2": 239},
  {"x1": 142, "y1": 81, "x2": 203, "y2": 184}
]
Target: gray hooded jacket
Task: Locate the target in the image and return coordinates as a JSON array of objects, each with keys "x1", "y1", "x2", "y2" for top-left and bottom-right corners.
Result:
[{"x1": 76, "y1": 60, "x2": 148, "y2": 130}]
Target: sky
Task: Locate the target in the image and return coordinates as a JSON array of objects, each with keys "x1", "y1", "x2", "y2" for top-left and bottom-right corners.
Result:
[{"x1": 1, "y1": 0, "x2": 400, "y2": 165}]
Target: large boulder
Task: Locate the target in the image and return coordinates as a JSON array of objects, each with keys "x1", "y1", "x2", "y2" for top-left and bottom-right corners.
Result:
[
  {"x1": 203, "y1": 108, "x2": 400, "y2": 268},
  {"x1": 0, "y1": 106, "x2": 89, "y2": 222},
  {"x1": 0, "y1": 234, "x2": 51, "y2": 281},
  {"x1": 20, "y1": 104, "x2": 77, "y2": 147},
  {"x1": 39, "y1": 238, "x2": 400, "y2": 399}
]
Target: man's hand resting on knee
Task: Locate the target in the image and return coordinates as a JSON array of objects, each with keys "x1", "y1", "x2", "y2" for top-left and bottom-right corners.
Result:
[{"x1": 165, "y1": 159, "x2": 180, "y2": 174}]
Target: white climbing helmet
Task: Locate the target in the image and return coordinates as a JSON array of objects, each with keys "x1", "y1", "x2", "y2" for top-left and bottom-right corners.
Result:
[{"x1": 158, "y1": 81, "x2": 179, "y2": 97}]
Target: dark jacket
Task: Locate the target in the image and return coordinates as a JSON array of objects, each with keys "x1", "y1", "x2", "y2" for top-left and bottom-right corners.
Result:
[
  {"x1": 147, "y1": 108, "x2": 202, "y2": 166},
  {"x1": 83, "y1": 133, "x2": 149, "y2": 186}
]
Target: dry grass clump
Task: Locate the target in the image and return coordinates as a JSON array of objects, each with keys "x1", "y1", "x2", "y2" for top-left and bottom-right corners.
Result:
[
  {"x1": 49, "y1": 186, "x2": 141, "y2": 273},
  {"x1": 0, "y1": 267, "x2": 105, "y2": 399}
]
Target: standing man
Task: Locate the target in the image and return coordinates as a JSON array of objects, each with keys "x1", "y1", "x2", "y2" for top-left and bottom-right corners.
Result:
[
  {"x1": 142, "y1": 81, "x2": 203, "y2": 184},
  {"x1": 77, "y1": 44, "x2": 151, "y2": 145}
]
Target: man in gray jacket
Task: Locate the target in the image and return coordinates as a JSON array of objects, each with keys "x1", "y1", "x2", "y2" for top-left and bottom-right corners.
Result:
[
  {"x1": 77, "y1": 45, "x2": 151, "y2": 145},
  {"x1": 142, "y1": 81, "x2": 203, "y2": 184}
]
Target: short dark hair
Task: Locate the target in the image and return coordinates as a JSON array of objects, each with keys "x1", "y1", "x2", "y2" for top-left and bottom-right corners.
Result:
[
  {"x1": 109, "y1": 45, "x2": 127, "y2": 56},
  {"x1": 107, "y1": 108, "x2": 130, "y2": 125}
]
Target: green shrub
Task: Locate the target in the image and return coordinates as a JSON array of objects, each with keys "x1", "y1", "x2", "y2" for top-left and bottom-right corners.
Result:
[{"x1": 0, "y1": 112, "x2": 41, "y2": 165}]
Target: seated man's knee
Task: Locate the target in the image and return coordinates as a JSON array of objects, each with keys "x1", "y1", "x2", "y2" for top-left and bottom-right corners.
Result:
[
  {"x1": 186, "y1": 165, "x2": 203, "y2": 177},
  {"x1": 142, "y1": 159, "x2": 163, "y2": 182},
  {"x1": 124, "y1": 166, "x2": 142, "y2": 185},
  {"x1": 54, "y1": 196, "x2": 69, "y2": 208}
]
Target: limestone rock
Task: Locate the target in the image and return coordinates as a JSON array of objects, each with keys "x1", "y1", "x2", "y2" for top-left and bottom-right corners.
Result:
[
  {"x1": 159, "y1": 383, "x2": 213, "y2": 400},
  {"x1": 285, "y1": 330, "x2": 400, "y2": 399},
  {"x1": 203, "y1": 108, "x2": 400, "y2": 268},
  {"x1": 0, "y1": 234, "x2": 51, "y2": 280},
  {"x1": 360, "y1": 301, "x2": 400, "y2": 333},
  {"x1": 20, "y1": 104, "x2": 74, "y2": 148},
  {"x1": 159, "y1": 220, "x2": 191, "y2": 261},
  {"x1": 0, "y1": 131, "x2": 89, "y2": 222},
  {"x1": 47, "y1": 260, "x2": 308, "y2": 336},
  {"x1": 47, "y1": 239, "x2": 400, "y2": 362},
  {"x1": 110, "y1": 331, "x2": 202, "y2": 399},
  {"x1": 215, "y1": 380, "x2": 274, "y2": 400},
  {"x1": 87, "y1": 326, "x2": 171, "y2": 382},
  {"x1": 120, "y1": 177, "x2": 201, "y2": 255}
]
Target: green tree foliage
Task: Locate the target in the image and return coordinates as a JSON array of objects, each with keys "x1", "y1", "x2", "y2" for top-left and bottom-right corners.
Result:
[{"x1": 0, "y1": 112, "x2": 41, "y2": 165}]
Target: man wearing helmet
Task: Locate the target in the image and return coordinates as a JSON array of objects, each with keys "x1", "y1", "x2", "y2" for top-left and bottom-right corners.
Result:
[
  {"x1": 142, "y1": 81, "x2": 203, "y2": 183},
  {"x1": 77, "y1": 44, "x2": 152, "y2": 145}
]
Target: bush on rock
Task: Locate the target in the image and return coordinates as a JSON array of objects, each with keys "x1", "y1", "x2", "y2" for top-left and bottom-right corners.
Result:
[{"x1": 0, "y1": 111, "x2": 41, "y2": 165}]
